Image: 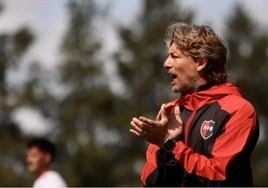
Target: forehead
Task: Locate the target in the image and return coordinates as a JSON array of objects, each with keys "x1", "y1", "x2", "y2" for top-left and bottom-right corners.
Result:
[
  {"x1": 168, "y1": 43, "x2": 182, "y2": 53},
  {"x1": 168, "y1": 43, "x2": 189, "y2": 58},
  {"x1": 27, "y1": 146, "x2": 43, "y2": 154}
]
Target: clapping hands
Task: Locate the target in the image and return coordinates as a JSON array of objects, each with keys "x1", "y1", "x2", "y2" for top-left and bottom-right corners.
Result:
[{"x1": 130, "y1": 102, "x2": 183, "y2": 147}]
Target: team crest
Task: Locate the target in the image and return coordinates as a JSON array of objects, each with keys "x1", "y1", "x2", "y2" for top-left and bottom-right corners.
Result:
[{"x1": 200, "y1": 120, "x2": 215, "y2": 140}]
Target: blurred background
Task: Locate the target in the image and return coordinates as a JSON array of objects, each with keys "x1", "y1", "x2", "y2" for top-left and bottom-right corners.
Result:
[{"x1": 0, "y1": 0, "x2": 268, "y2": 186}]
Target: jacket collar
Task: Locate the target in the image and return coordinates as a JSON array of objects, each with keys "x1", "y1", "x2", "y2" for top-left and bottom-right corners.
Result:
[{"x1": 177, "y1": 82, "x2": 242, "y2": 111}]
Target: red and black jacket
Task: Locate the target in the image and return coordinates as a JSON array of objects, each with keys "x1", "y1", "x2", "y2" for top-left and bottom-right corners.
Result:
[{"x1": 141, "y1": 82, "x2": 259, "y2": 187}]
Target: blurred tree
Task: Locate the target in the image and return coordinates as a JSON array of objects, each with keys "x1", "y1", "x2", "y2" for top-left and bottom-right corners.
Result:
[
  {"x1": 251, "y1": 139, "x2": 268, "y2": 186},
  {"x1": 56, "y1": 0, "x2": 118, "y2": 186},
  {"x1": 0, "y1": 1, "x2": 35, "y2": 186},
  {"x1": 224, "y1": 4, "x2": 268, "y2": 186},
  {"x1": 225, "y1": 5, "x2": 268, "y2": 115}
]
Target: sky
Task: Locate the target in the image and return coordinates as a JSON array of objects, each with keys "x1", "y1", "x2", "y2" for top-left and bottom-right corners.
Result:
[
  {"x1": 1, "y1": 0, "x2": 268, "y2": 70},
  {"x1": 1, "y1": 0, "x2": 268, "y2": 136}
]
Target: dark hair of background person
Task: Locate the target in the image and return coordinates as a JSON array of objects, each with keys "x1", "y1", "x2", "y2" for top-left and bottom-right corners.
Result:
[{"x1": 26, "y1": 138, "x2": 56, "y2": 162}]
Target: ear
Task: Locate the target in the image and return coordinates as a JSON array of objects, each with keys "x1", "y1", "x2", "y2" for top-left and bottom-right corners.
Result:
[
  {"x1": 196, "y1": 58, "x2": 207, "y2": 72},
  {"x1": 44, "y1": 153, "x2": 52, "y2": 164}
]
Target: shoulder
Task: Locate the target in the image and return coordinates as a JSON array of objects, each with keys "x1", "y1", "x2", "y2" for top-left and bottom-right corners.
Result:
[
  {"x1": 33, "y1": 170, "x2": 67, "y2": 188},
  {"x1": 45, "y1": 170, "x2": 62, "y2": 178},
  {"x1": 46, "y1": 171, "x2": 67, "y2": 186},
  {"x1": 216, "y1": 82, "x2": 256, "y2": 114},
  {"x1": 218, "y1": 94, "x2": 256, "y2": 115},
  {"x1": 217, "y1": 94, "x2": 258, "y2": 132}
]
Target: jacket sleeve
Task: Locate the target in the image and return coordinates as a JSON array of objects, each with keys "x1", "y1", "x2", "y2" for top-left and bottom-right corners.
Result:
[
  {"x1": 173, "y1": 101, "x2": 258, "y2": 181},
  {"x1": 141, "y1": 144, "x2": 158, "y2": 185},
  {"x1": 141, "y1": 144, "x2": 184, "y2": 186}
]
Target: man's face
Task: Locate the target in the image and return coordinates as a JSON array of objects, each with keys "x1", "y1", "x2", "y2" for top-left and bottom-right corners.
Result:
[
  {"x1": 163, "y1": 43, "x2": 201, "y2": 94},
  {"x1": 26, "y1": 146, "x2": 50, "y2": 174}
]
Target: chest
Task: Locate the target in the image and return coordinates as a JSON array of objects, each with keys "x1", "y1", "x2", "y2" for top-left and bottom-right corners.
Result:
[{"x1": 181, "y1": 102, "x2": 230, "y2": 156}]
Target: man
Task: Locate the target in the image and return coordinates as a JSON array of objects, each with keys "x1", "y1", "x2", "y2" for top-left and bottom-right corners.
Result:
[
  {"x1": 26, "y1": 138, "x2": 67, "y2": 187},
  {"x1": 130, "y1": 22, "x2": 259, "y2": 186}
]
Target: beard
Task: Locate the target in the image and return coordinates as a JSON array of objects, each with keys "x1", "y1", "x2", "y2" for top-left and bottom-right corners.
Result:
[{"x1": 173, "y1": 75, "x2": 201, "y2": 95}]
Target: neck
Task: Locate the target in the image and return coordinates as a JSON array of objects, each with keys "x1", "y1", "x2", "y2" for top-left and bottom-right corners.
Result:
[
  {"x1": 197, "y1": 81, "x2": 216, "y2": 92},
  {"x1": 35, "y1": 168, "x2": 49, "y2": 179}
]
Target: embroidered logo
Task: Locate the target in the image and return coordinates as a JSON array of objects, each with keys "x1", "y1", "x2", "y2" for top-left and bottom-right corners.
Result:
[{"x1": 200, "y1": 120, "x2": 215, "y2": 140}]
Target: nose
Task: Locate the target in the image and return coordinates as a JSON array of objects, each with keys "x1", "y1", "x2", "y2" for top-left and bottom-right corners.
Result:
[{"x1": 163, "y1": 56, "x2": 172, "y2": 69}]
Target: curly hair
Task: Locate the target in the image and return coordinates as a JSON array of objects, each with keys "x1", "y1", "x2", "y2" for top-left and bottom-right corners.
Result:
[{"x1": 164, "y1": 22, "x2": 228, "y2": 84}]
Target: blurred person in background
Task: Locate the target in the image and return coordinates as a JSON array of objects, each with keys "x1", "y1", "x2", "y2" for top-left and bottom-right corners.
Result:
[
  {"x1": 130, "y1": 22, "x2": 259, "y2": 187},
  {"x1": 26, "y1": 137, "x2": 67, "y2": 187}
]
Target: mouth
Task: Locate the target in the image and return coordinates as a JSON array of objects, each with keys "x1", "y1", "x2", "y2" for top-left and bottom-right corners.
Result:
[{"x1": 168, "y1": 72, "x2": 177, "y2": 80}]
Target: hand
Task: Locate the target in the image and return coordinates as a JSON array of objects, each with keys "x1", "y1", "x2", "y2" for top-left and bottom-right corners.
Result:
[
  {"x1": 129, "y1": 114, "x2": 168, "y2": 146},
  {"x1": 156, "y1": 103, "x2": 183, "y2": 141},
  {"x1": 129, "y1": 103, "x2": 183, "y2": 146}
]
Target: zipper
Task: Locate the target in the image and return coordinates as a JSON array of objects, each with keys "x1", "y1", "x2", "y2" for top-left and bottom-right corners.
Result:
[{"x1": 184, "y1": 110, "x2": 197, "y2": 145}]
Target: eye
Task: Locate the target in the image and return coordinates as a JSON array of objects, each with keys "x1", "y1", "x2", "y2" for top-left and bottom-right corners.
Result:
[{"x1": 170, "y1": 53, "x2": 180, "y2": 59}]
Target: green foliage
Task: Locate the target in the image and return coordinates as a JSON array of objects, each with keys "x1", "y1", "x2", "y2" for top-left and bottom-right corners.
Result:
[
  {"x1": 56, "y1": 0, "x2": 123, "y2": 186},
  {"x1": 252, "y1": 140, "x2": 268, "y2": 186},
  {"x1": 225, "y1": 5, "x2": 268, "y2": 115},
  {"x1": 0, "y1": 6, "x2": 35, "y2": 184}
]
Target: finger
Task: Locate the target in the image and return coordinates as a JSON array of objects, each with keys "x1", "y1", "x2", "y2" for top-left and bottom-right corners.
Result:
[
  {"x1": 174, "y1": 105, "x2": 180, "y2": 115},
  {"x1": 129, "y1": 128, "x2": 141, "y2": 136},
  {"x1": 132, "y1": 117, "x2": 149, "y2": 128},
  {"x1": 156, "y1": 104, "x2": 166, "y2": 122},
  {"x1": 129, "y1": 124, "x2": 149, "y2": 137},
  {"x1": 174, "y1": 105, "x2": 182, "y2": 123},
  {"x1": 164, "y1": 102, "x2": 173, "y2": 112},
  {"x1": 164, "y1": 99, "x2": 178, "y2": 113},
  {"x1": 156, "y1": 104, "x2": 165, "y2": 121},
  {"x1": 139, "y1": 116, "x2": 154, "y2": 127},
  {"x1": 130, "y1": 119, "x2": 143, "y2": 133},
  {"x1": 159, "y1": 105, "x2": 168, "y2": 124}
]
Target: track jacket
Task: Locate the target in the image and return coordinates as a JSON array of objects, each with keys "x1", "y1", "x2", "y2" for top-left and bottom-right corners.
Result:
[{"x1": 141, "y1": 82, "x2": 259, "y2": 187}]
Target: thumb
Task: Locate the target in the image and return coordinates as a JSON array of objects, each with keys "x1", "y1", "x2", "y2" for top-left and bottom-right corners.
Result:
[
  {"x1": 174, "y1": 105, "x2": 181, "y2": 122},
  {"x1": 159, "y1": 104, "x2": 168, "y2": 124},
  {"x1": 156, "y1": 104, "x2": 165, "y2": 121}
]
